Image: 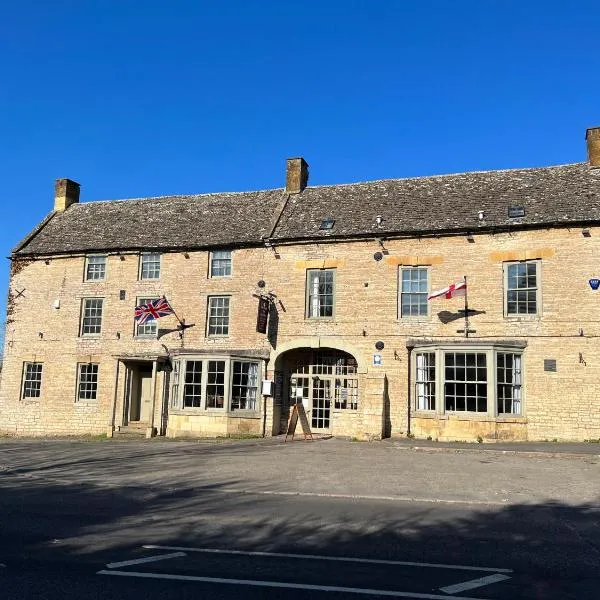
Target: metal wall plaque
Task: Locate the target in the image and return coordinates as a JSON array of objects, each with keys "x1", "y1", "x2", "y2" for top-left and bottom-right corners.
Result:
[
  {"x1": 544, "y1": 359, "x2": 557, "y2": 372},
  {"x1": 508, "y1": 205, "x2": 525, "y2": 218}
]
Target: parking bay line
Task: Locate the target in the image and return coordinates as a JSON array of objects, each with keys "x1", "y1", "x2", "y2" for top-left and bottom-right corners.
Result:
[
  {"x1": 143, "y1": 545, "x2": 513, "y2": 573},
  {"x1": 97, "y1": 569, "x2": 489, "y2": 600},
  {"x1": 106, "y1": 552, "x2": 186, "y2": 569},
  {"x1": 441, "y1": 573, "x2": 511, "y2": 594}
]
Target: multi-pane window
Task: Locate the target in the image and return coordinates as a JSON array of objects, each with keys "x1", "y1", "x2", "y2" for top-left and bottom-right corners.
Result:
[
  {"x1": 415, "y1": 352, "x2": 436, "y2": 410},
  {"x1": 506, "y1": 261, "x2": 539, "y2": 315},
  {"x1": 207, "y1": 296, "x2": 230, "y2": 336},
  {"x1": 183, "y1": 361, "x2": 203, "y2": 408},
  {"x1": 171, "y1": 360, "x2": 180, "y2": 408},
  {"x1": 135, "y1": 298, "x2": 158, "y2": 337},
  {"x1": 139, "y1": 252, "x2": 161, "y2": 280},
  {"x1": 84, "y1": 255, "x2": 107, "y2": 281},
  {"x1": 22, "y1": 362, "x2": 43, "y2": 399},
  {"x1": 80, "y1": 298, "x2": 103, "y2": 335},
  {"x1": 210, "y1": 250, "x2": 232, "y2": 277},
  {"x1": 497, "y1": 353, "x2": 522, "y2": 414},
  {"x1": 77, "y1": 363, "x2": 99, "y2": 400},
  {"x1": 334, "y1": 377, "x2": 358, "y2": 410},
  {"x1": 444, "y1": 352, "x2": 487, "y2": 413},
  {"x1": 206, "y1": 360, "x2": 226, "y2": 408},
  {"x1": 307, "y1": 269, "x2": 335, "y2": 318},
  {"x1": 231, "y1": 361, "x2": 258, "y2": 410},
  {"x1": 400, "y1": 268, "x2": 428, "y2": 317}
]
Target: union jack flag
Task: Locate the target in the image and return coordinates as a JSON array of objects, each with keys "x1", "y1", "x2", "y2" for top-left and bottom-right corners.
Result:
[{"x1": 135, "y1": 296, "x2": 174, "y2": 325}]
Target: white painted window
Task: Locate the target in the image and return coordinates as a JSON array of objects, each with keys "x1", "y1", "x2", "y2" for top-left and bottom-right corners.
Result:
[
  {"x1": 400, "y1": 267, "x2": 429, "y2": 317},
  {"x1": 412, "y1": 346, "x2": 524, "y2": 418},
  {"x1": 207, "y1": 296, "x2": 230, "y2": 336},
  {"x1": 77, "y1": 363, "x2": 99, "y2": 400},
  {"x1": 505, "y1": 260, "x2": 540, "y2": 316},
  {"x1": 306, "y1": 269, "x2": 335, "y2": 318},
  {"x1": 84, "y1": 255, "x2": 107, "y2": 281},
  {"x1": 135, "y1": 297, "x2": 158, "y2": 337},
  {"x1": 210, "y1": 250, "x2": 232, "y2": 277},
  {"x1": 80, "y1": 298, "x2": 103, "y2": 335},
  {"x1": 139, "y1": 252, "x2": 161, "y2": 280},
  {"x1": 175, "y1": 357, "x2": 261, "y2": 412},
  {"x1": 22, "y1": 362, "x2": 43, "y2": 399}
]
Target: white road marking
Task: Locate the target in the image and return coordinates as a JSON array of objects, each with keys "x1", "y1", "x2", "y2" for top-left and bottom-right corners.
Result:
[
  {"x1": 440, "y1": 573, "x2": 511, "y2": 594},
  {"x1": 98, "y1": 569, "x2": 487, "y2": 599},
  {"x1": 142, "y1": 545, "x2": 513, "y2": 573},
  {"x1": 106, "y1": 552, "x2": 186, "y2": 569},
  {"x1": 218, "y1": 487, "x2": 508, "y2": 506}
]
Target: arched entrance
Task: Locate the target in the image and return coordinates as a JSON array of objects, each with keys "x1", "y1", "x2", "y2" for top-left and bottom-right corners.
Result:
[{"x1": 275, "y1": 348, "x2": 359, "y2": 433}]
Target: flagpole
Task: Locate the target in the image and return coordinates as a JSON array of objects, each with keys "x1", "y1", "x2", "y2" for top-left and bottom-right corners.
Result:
[
  {"x1": 463, "y1": 275, "x2": 469, "y2": 338},
  {"x1": 163, "y1": 295, "x2": 185, "y2": 329}
]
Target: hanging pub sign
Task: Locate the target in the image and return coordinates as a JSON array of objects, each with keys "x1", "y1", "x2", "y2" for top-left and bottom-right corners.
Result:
[
  {"x1": 256, "y1": 296, "x2": 270, "y2": 333},
  {"x1": 589, "y1": 278, "x2": 600, "y2": 291}
]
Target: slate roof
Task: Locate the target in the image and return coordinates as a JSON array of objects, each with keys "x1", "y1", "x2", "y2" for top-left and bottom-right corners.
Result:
[{"x1": 13, "y1": 162, "x2": 600, "y2": 256}]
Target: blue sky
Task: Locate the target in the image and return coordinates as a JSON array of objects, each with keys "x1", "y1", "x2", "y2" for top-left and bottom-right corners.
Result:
[{"x1": 1, "y1": 1, "x2": 598, "y2": 320}]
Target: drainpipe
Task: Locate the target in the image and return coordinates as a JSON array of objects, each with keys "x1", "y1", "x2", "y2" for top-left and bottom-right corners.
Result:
[
  {"x1": 406, "y1": 345, "x2": 413, "y2": 436},
  {"x1": 107, "y1": 359, "x2": 120, "y2": 438}
]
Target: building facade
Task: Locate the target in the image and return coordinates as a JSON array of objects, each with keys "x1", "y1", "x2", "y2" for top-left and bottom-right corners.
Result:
[{"x1": 1, "y1": 129, "x2": 600, "y2": 442}]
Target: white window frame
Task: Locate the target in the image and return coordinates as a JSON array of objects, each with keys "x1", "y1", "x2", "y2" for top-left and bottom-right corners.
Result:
[
  {"x1": 210, "y1": 249, "x2": 232, "y2": 278},
  {"x1": 76, "y1": 363, "x2": 99, "y2": 401},
  {"x1": 306, "y1": 269, "x2": 335, "y2": 319},
  {"x1": 139, "y1": 252, "x2": 161, "y2": 280},
  {"x1": 172, "y1": 356, "x2": 262, "y2": 413},
  {"x1": 80, "y1": 298, "x2": 104, "y2": 336},
  {"x1": 84, "y1": 255, "x2": 107, "y2": 281},
  {"x1": 504, "y1": 259, "x2": 542, "y2": 318},
  {"x1": 399, "y1": 266, "x2": 430, "y2": 319},
  {"x1": 207, "y1": 296, "x2": 231, "y2": 337},
  {"x1": 21, "y1": 362, "x2": 43, "y2": 399},
  {"x1": 135, "y1": 297, "x2": 159, "y2": 338},
  {"x1": 412, "y1": 344, "x2": 525, "y2": 418}
]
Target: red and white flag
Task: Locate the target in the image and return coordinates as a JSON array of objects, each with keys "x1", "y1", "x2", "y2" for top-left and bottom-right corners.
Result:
[{"x1": 428, "y1": 280, "x2": 467, "y2": 300}]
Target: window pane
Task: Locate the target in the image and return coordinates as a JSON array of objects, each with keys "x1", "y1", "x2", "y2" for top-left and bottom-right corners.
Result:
[
  {"x1": 497, "y1": 353, "x2": 522, "y2": 414},
  {"x1": 22, "y1": 362, "x2": 43, "y2": 398},
  {"x1": 85, "y1": 256, "x2": 106, "y2": 281},
  {"x1": 231, "y1": 361, "x2": 258, "y2": 410},
  {"x1": 400, "y1": 268, "x2": 428, "y2": 317},
  {"x1": 140, "y1": 253, "x2": 161, "y2": 279},
  {"x1": 308, "y1": 269, "x2": 335, "y2": 318},
  {"x1": 208, "y1": 296, "x2": 230, "y2": 336},
  {"x1": 81, "y1": 299, "x2": 103, "y2": 335},
  {"x1": 78, "y1": 364, "x2": 99, "y2": 400},
  {"x1": 444, "y1": 352, "x2": 487, "y2": 412},
  {"x1": 135, "y1": 298, "x2": 158, "y2": 337},
  {"x1": 183, "y1": 361, "x2": 202, "y2": 408},
  {"x1": 211, "y1": 250, "x2": 232, "y2": 277},
  {"x1": 415, "y1": 352, "x2": 435, "y2": 410},
  {"x1": 507, "y1": 261, "x2": 538, "y2": 315},
  {"x1": 206, "y1": 361, "x2": 226, "y2": 408}
]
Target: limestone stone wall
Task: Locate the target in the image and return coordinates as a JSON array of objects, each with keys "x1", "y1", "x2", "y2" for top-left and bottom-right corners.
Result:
[{"x1": 1, "y1": 225, "x2": 599, "y2": 441}]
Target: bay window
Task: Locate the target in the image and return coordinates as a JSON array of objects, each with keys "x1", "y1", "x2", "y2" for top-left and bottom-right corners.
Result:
[
  {"x1": 171, "y1": 356, "x2": 262, "y2": 412},
  {"x1": 412, "y1": 344, "x2": 525, "y2": 417}
]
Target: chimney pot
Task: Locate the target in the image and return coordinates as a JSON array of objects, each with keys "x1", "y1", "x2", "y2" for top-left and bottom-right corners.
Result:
[
  {"x1": 54, "y1": 178, "x2": 80, "y2": 212},
  {"x1": 586, "y1": 127, "x2": 600, "y2": 167},
  {"x1": 286, "y1": 157, "x2": 309, "y2": 193}
]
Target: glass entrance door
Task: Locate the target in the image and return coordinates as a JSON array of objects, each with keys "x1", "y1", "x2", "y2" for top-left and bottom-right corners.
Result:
[{"x1": 311, "y1": 378, "x2": 331, "y2": 430}]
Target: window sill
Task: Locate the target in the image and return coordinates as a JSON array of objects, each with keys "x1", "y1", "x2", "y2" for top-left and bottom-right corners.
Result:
[
  {"x1": 79, "y1": 335, "x2": 101, "y2": 339},
  {"x1": 170, "y1": 408, "x2": 259, "y2": 417},
  {"x1": 412, "y1": 411, "x2": 526, "y2": 423},
  {"x1": 504, "y1": 315, "x2": 541, "y2": 321},
  {"x1": 134, "y1": 336, "x2": 158, "y2": 341}
]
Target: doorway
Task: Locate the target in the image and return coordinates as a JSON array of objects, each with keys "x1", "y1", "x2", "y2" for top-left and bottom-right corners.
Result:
[
  {"x1": 126, "y1": 363, "x2": 153, "y2": 424},
  {"x1": 283, "y1": 349, "x2": 359, "y2": 433}
]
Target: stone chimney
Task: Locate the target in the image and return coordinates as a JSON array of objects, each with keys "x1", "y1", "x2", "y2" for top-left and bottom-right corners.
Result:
[
  {"x1": 586, "y1": 127, "x2": 600, "y2": 167},
  {"x1": 54, "y1": 178, "x2": 80, "y2": 212},
  {"x1": 286, "y1": 157, "x2": 309, "y2": 193}
]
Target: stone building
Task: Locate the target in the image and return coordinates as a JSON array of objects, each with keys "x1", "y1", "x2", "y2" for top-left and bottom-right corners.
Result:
[{"x1": 1, "y1": 129, "x2": 600, "y2": 442}]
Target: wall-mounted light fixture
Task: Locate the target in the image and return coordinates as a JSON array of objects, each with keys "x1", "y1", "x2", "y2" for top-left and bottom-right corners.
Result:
[
  {"x1": 466, "y1": 234, "x2": 475, "y2": 243},
  {"x1": 375, "y1": 341, "x2": 385, "y2": 350},
  {"x1": 375, "y1": 215, "x2": 384, "y2": 228},
  {"x1": 183, "y1": 252, "x2": 190, "y2": 258},
  {"x1": 477, "y1": 210, "x2": 486, "y2": 221},
  {"x1": 582, "y1": 228, "x2": 591, "y2": 238}
]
